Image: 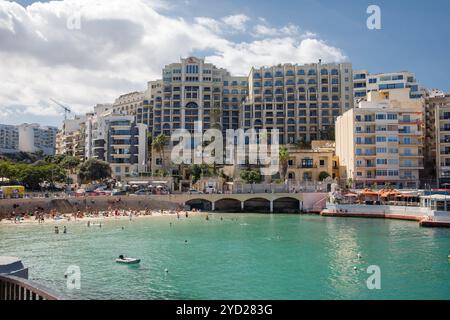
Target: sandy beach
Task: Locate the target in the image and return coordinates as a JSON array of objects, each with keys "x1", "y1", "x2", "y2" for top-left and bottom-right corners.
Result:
[{"x1": 0, "y1": 209, "x2": 207, "y2": 226}]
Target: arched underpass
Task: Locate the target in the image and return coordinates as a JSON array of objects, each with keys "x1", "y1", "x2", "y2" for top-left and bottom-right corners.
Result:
[
  {"x1": 186, "y1": 199, "x2": 212, "y2": 211},
  {"x1": 214, "y1": 198, "x2": 241, "y2": 212},
  {"x1": 244, "y1": 198, "x2": 271, "y2": 213},
  {"x1": 273, "y1": 197, "x2": 301, "y2": 213}
]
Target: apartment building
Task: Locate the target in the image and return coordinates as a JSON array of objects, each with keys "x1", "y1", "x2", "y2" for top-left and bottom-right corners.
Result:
[
  {"x1": 2, "y1": 123, "x2": 58, "y2": 155},
  {"x1": 336, "y1": 88, "x2": 424, "y2": 189},
  {"x1": 242, "y1": 61, "x2": 353, "y2": 144},
  {"x1": 85, "y1": 108, "x2": 148, "y2": 179},
  {"x1": 0, "y1": 124, "x2": 19, "y2": 154},
  {"x1": 424, "y1": 92, "x2": 450, "y2": 186},
  {"x1": 353, "y1": 70, "x2": 423, "y2": 103},
  {"x1": 56, "y1": 115, "x2": 87, "y2": 160}
]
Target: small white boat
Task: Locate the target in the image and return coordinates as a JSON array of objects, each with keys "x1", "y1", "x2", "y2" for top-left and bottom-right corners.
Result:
[{"x1": 115, "y1": 256, "x2": 141, "y2": 264}]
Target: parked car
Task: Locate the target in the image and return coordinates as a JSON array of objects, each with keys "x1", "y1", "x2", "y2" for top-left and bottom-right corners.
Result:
[
  {"x1": 188, "y1": 189, "x2": 203, "y2": 194},
  {"x1": 133, "y1": 189, "x2": 149, "y2": 196},
  {"x1": 112, "y1": 189, "x2": 127, "y2": 196}
]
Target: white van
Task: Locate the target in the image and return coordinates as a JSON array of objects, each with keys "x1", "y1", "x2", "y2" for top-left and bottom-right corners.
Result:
[{"x1": 204, "y1": 186, "x2": 216, "y2": 194}]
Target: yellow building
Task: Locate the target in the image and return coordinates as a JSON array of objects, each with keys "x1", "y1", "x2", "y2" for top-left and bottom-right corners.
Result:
[
  {"x1": 285, "y1": 141, "x2": 339, "y2": 182},
  {"x1": 336, "y1": 88, "x2": 424, "y2": 189}
]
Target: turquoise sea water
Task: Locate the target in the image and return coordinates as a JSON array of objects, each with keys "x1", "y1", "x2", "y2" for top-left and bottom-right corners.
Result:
[{"x1": 1, "y1": 214, "x2": 449, "y2": 300}]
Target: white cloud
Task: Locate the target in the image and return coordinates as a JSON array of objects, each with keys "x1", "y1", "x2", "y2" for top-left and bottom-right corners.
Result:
[
  {"x1": 0, "y1": 0, "x2": 346, "y2": 123},
  {"x1": 253, "y1": 22, "x2": 301, "y2": 37},
  {"x1": 194, "y1": 16, "x2": 222, "y2": 33},
  {"x1": 221, "y1": 14, "x2": 250, "y2": 31}
]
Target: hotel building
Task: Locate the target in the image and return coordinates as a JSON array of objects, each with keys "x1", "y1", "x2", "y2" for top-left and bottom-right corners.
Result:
[
  {"x1": 424, "y1": 91, "x2": 450, "y2": 186},
  {"x1": 112, "y1": 91, "x2": 147, "y2": 115},
  {"x1": 353, "y1": 70, "x2": 423, "y2": 103},
  {"x1": 336, "y1": 88, "x2": 424, "y2": 189},
  {"x1": 242, "y1": 62, "x2": 353, "y2": 144},
  {"x1": 134, "y1": 57, "x2": 249, "y2": 174}
]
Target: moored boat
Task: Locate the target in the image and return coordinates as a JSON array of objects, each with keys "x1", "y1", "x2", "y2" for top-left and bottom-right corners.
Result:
[{"x1": 116, "y1": 255, "x2": 141, "y2": 264}]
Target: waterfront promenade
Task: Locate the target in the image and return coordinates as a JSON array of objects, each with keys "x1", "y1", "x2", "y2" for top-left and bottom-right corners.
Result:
[{"x1": 0, "y1": 192, "x2": 327, "y2": 219}]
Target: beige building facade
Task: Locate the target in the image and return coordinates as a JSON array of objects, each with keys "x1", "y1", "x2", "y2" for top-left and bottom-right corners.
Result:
[{"x1": 336, "y1": 88, "x2": 424, "y2": 189}]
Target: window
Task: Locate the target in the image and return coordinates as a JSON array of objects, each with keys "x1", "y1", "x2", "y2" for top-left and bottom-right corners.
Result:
[
  {"x1": 319, "y1": 160, "x2": 325, "y2": 166},
  {"x1": 186, "y1": 64, "x2": 199, "y2": 74}
]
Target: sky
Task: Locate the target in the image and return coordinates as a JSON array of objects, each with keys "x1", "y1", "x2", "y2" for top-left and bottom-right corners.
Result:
[{"x1": 1, "y1": 0, "x2": 449, "y2": 127}]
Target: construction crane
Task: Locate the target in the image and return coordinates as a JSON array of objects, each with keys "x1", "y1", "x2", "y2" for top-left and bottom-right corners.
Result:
[{"x1": 50, "y1": 99, "x2": 73, "y2": 121}]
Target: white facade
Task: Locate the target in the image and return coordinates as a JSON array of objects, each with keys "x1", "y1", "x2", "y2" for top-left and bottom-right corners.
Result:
[{"x1": 353, "y1": 70, "x2": 423, "y2": 103}]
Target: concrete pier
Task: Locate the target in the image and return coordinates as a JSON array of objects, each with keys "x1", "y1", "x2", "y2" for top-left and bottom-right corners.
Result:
[{"x1": 0, "y1": 256, "x2": 28, "y2": 279}]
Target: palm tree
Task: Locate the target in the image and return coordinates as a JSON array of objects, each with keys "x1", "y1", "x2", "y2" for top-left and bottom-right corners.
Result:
[
  {"x1": 152, "y1": 133, "x2": 168, "y2": 169},
  {"x1": 210, "y1": 105, "x2": 222, "y2": 130},
  {"x1": 279, "y1": 146, "x2": 289, "y2": 181}
]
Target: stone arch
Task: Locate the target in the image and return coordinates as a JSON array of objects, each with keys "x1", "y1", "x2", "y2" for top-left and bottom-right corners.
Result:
[
  {"x1": 273, "y1": 197, "x2": 300, "y2": 213},
  {"x1": 244, "y1": 197, "x2": 271, "y2": 213},
  {"x1": 214, "y1": 198, "x2": 241, "y2": 212},
  {"x1": 186, "y1": 199, "x2": 212, "y2": 211}
]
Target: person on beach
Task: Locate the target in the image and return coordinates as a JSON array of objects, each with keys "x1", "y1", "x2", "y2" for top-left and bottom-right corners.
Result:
[
  {"x1": 63, "y1": 226, "x2": 67, "y2": 234},
  {"x1": 55, "y1": 226, "x2": 59, "y2": 234}
]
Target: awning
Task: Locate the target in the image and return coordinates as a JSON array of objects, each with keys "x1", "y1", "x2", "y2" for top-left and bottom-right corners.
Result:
[{"x1": 128, "y1": 181, "x2": 150, "y2": 185}]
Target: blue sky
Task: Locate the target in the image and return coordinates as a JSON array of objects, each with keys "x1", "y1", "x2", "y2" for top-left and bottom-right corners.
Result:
[
  {"x1": 3, "y1": 0, "x2": 450, "y2": 126},
  {"x1": 14, "y1": 0, "x2": 449, "y2": 89}
]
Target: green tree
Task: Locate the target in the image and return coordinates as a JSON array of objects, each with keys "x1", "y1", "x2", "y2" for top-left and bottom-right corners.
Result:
[
  {"x1": 292, "y1": 136, "x2": 311, "y2": 150},
  {"x1": 77, "y1": 159, "x2": 111, "y2": 184},
  {"x1": 318, "y1": 171, "x2": 330, "y2": 181},
  {"x1": 279, "y1": 146, "x2": 289, "y2": 181},
  {"x1": 60, "y1": 156, "x2": 80, "y2": 173},
  {"x1": 152, "y1": 133, "x2": 168, "y2": 168},
  {"x1": 240, "y1": 169, "x2": 262, "y2": 184},
  {"x1": 210, "y1": 106, "x2": 222, "y2": 130},
  {"x1": 189, "y1": 164, "x2": 202, "y2": 184},
  {"x1": 319, "y1": 126, "x2": 335, "y2": 141}
]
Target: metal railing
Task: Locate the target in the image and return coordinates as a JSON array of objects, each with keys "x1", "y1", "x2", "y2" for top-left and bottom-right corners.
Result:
[{"x1": 0, "y1": 274, "x2": 64, "y2": 300}]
